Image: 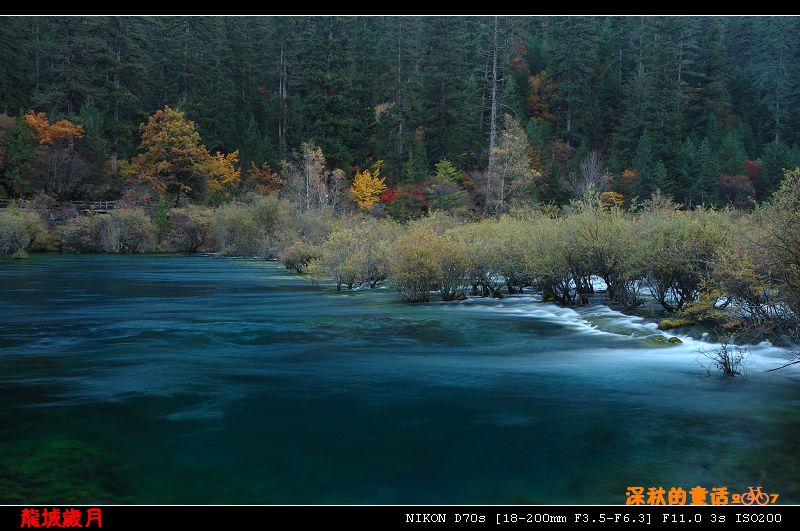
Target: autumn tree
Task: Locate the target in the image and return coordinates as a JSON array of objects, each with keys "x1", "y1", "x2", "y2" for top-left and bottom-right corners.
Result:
[
  {"x1": 282, "y1": 142, "x2": 329, "y2": 213},
  {"x1": 244, "y1": 162, "x2": 283, "y2": 195},
  {"x1": 206, "y1": 150, "x2": 241, "y2": 204},
  {"x1": 570, "y1": 150, "x2": 611, "y2": 200},
  {"x1": 488, "y1": 115, "x2": 540, "y2": 213},
  {"x1": 132, "y1": 106, "x2": 239, "y2": 206},
  {"x1": 351, "y1": 160, "x2": 386, "y2": 211},
  {"x1": 24, "y1": 110, "x2": 89, "y2": 199},
  {"x1": 327, "y1": 168, "x2": 350, "y2": 215},
  {"x1": 25, "y1": 111, "x2": 85, "y2": 147}
]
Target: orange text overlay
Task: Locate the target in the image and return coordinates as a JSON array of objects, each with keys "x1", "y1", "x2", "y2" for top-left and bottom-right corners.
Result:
[{"x1": 626, "y1": 486, "x2": 778, "y2": 505}]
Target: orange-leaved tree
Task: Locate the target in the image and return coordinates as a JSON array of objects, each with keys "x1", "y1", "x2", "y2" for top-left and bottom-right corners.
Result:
[
  {"x1": 23, "y1": 111, "x2": 87, "y2": 199},
  {"x1": 24, "y1": 111, "x2": 85, "y2": 146},
  {"x1": 350, "y1": 161, "x2": 386, "y2": 211},
  {"x1": 245, "y1": 162, "x2": 284, "y2": 195}
]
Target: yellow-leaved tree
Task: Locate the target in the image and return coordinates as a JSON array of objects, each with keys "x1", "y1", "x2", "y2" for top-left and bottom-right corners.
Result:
[
  {"x1": 207, "y1": 150, "x2": 241, "y2": 204},
  {"x1": 132, "y1": 106, "x2": 240, "y2": 205},
  {"x1": 350, "y1": 161, "x2": 386, "y2": 211}
]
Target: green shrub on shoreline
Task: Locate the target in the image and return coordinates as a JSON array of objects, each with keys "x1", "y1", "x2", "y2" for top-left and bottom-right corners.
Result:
[{"x1": 0, "y1": 207, "x2": 44, "y2": 256}]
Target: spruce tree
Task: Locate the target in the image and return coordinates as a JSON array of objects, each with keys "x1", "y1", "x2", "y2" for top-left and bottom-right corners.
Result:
[{"x1": 3, "y1": 112, "x2": 34, "y2": 196}]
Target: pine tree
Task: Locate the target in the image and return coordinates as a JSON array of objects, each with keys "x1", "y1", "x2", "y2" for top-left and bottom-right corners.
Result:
[
  {"x1": 2, "y1": 112, "x2": 34, "y2": 196},
  {"x1": 78, "y1": 97, "x2": 110, "y2": 186},
  {"x1": 452, "y1": 73, "x2": 484, "y2": 170},
  {"x1": 545, "y1": 17, "x2": 599, "y2": 148},
  {"x1": 632, "y1": 131, "x2": 655, "y2": 199},
  {"x1": 693, "y1": 137, "x2": 720, "y2": 205},
  {"x1": 717, "y1": 130, "x2": 747, "y2": 176},
  {"x1": 240, "y1": 114, "x2": 271, "y2": 170},
  {"x1": 759, "y1": 140, "x2": 800, "y2": 199},
  {"x1": 675, "y1": 136, "x2": 697, "y2": 205},
  {"x1": 652, "y1": 159, "x2": 668, "y2": 193},
  {"x1": 405, "y1": 132, "x2": 430, "y2": 183},
  {"x1": 616, "y1": 64, "x2": 656, "y2": 164},
  {"x1": 152, "y1": 195, "x2": 169, "y2": 245}
]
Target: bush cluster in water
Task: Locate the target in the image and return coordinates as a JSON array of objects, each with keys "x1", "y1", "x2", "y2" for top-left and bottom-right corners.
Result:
[{"x1": 3, "y1": 172, "x2": 800, "y2": 342}]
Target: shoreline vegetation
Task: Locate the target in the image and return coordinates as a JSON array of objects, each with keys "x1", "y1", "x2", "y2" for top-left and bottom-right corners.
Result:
[{"x1": 3, "y1": 169, "x2": 800, "y2": 370}]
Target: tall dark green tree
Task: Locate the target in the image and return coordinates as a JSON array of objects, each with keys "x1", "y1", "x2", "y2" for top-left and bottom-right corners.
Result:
[
  {"x1": 405, "y1": 132, "x2": 430, "y2": 183},
  {"x1": 692, "y1": 137, "x2": 720, "y2": 205},
  {"x1": 2, "y1": 112, "x2": 34, "y2": 196}
]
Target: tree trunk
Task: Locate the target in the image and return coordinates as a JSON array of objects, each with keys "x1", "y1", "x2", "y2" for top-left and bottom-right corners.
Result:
[
  {"x1": 34, "y1": 22, "x2": 41, "y2": 92},
  {"x1": 182, "y1": 18, "x2": 190, "y2": 102},
  {"x1": 305, "y1": 167, "x2": 310, "y2": 213},
  {"x1": 486, "y1": 15, "x2": 499, "y2": 214},
  {"x1": 396, "y1": 22, "x2": 405, "y2": 180},
  {"x1": 775, "y1": 80, "x2": 780, "y2": 143},
  {"x1": 112, "y1": 18, "x2": 122, "y2": 175},
  {"x1": 677, "y1": 29, "x2": 684, "y2": 83},
  {"x1": 278, "y1": 39, "x2": 288, "y2": 159}
]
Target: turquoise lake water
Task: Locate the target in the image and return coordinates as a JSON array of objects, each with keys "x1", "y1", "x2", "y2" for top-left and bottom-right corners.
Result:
[{"x1": 1, "y1": 254, "x2": 798, "y2": 504}]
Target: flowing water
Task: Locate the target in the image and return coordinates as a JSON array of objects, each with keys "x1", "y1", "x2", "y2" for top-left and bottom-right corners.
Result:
[{"x1": 1, "y1": 255, "x2": 798, "y2": 504}]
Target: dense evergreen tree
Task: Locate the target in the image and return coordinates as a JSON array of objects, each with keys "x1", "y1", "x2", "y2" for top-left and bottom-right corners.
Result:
[
  {"x1": 2, "y1": 113, "x2": 35, "y2": 196},
  {"x1": 405, "y1": 132, "x2": 430, "y2": 183}
]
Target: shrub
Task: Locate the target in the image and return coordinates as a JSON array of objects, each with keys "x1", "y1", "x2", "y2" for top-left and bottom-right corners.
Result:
[
  {"x1": 698, "y1": 336, "x2": 749, "y2": 377},
  {"x1": 59, "y1": 215, "x2": 106, "y2": 253},
  {"x1": 310, "y1": 228, "x2": 364, "y2": 290},
  {"x1": 694, "y1": 169, "x2": 800, "y2": 359},
  {"x1": 279, "y1": 240, "x2": 321, "y2": 274},
  {"x1": 59, "y1": 208, "x2": 153, "y2": 253},
  {"x1": 211, "y1": 202, "x2": 267, "y2": 257},
  {"x1": 521, "y1": 215, "x2": 581, "y2": 305},
  {"x1": 0, "y1": 209, "x2": 45, "y2": 255},
  {"x1": 28, "y1": 231, "x2": 60, "y2": 252},
  {"x1": 633, "y1": 205, "x2": 730, "y2": 311},
  {"x1": 305, "y1": 217, "x2": 396, "y2": 289},
  {"x1": 389, "y1": 228, "x2": 439, "y2": 302},
  {"x1": 457, "y1": 220, "x2": 508, "y2": 298},
  {"x1": 111, "y1": 208, "x2": 153, "y2": 253},
  {"x1": 434, "y1": 231, "x2": 470, "y2": 300},
  {"x1": 569, "y1": 199, "x2": 639, "y2": 305},
  {"x1": 169, "y1": 205, "x2": 212, "y2": 253}
]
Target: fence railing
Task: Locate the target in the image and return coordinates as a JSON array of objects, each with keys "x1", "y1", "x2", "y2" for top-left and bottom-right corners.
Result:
[{"x1": 0, "y1": 199, "x2": 120, "y2": 212}]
